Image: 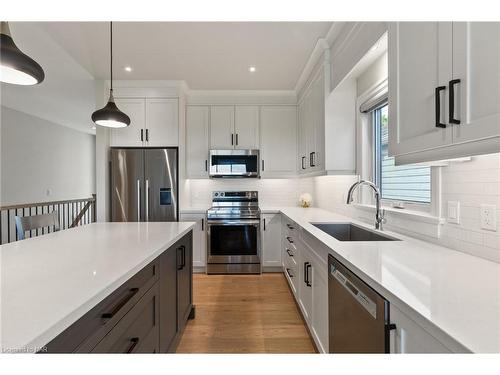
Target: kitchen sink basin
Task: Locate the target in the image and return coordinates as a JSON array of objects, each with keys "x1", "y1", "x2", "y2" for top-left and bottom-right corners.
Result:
[{"x1": 311, "y1": 223, "x2": 400, "y2": 242}]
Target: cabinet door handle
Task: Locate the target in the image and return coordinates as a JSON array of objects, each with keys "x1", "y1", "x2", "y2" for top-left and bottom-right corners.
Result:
[
  {"x1": 126, "y1": 337, "x2": 139, "y2": 353},
  {"x1": 435, "y1": 86, "x2": 446, "y2": 128},
  {"x1": 286, "y1": 236, "x2": 293, "y2": 243},
  {"x1": 140, "y1": 129, "x2": 144, "y2": 142},
  {"x1": 177, "y1": 246, "x2": 185, "y2": 270},
  {"x1": 205, "y1": 160, "x2": 208, "y2": 172},
  {"x1": 306, "y1": 263, "x2": 312, "y2": 287},
  {"x1": 286, "y1": 249, "x2": 293, "y2": 257},
  {"x1": 301, "y1": 156, "x2": 306, "y2": 170},
  {"x1": 201, "y1": 218, "x2": 204, "y2": 231},
  {"x1": 449, "y1": 79, "x2": 461, "y2": 124},
  {"x1": 101, "y1": 287, "x2": 139, "y2": 320},
  {"x1": 261, "y1": 159, "x2": 265, "y2": 171},
  {"x1": 235, "y1": 133, "x2": 239, "y2": 146},
  {"x1": 309, "y1": 152, "x2": 316, "y2": 167},
  {"x1": 231, "y1": 133, "x2": 234, "y2": 146},
  {"x1": 385, "y1": 323, "x2": 397, "y2": 353},
  {"x1": 304, "y1": 262, "x2": 309, "y2": 286},
  {"x1": 145, "y1": 128, "x2": 149, "y2": 142},
  {"x1": 182, "y1": 245, "x2": 186, "y2": 269},
  {"x1": 286, "y1": 268, "x2": 293, "y2": 278},
  {"x1": 263, "y1": 218, "x2": 266, "y2": 231},
  {"x1": 286, "y1": 223, "x2": 294, "y2": 230}
]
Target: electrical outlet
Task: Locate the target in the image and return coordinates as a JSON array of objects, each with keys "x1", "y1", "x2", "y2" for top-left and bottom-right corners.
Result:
[
  {"x1": 480, "y1": 204, "x2": 497, "y2": 231},
  {"x1": 447, "y1": 201, "x2": 460, "y2": 224}
]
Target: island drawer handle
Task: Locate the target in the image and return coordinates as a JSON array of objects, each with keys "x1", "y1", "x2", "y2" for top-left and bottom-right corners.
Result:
[
  {"x1": 286, "y1": 249, "x2": 293, "y2": 257},
  {"x1": 126, "y1": 337, "x2": 139, "y2": 353},
  {"x1": 286, "y1": 236, "x2": 293, "y2": 243},
  {"x1": 101, "y1": 288, "x2": 140, "y2": 320}
]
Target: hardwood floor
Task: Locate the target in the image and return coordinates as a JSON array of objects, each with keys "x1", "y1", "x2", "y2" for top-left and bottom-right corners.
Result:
[{"x1": 176, "y1": 273, "x2": 316, "y2": 353}]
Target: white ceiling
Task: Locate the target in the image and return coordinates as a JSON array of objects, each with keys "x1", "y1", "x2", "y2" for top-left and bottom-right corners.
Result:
[
  {"x1": 1, "y1": 22, "x2": 332, "y2": 133},
  {"x1": 39, "y1": 22, "x2": 333, "y2": 90}
]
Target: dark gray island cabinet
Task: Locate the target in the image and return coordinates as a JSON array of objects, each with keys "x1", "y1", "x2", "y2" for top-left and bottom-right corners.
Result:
[{"x1": 44, "y1": 231, "x2": 193, "y2": 353}]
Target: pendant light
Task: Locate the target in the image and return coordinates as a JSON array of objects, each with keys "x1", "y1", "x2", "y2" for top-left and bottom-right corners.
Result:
[
  {"x1": 91, "y1": 22, "x2": 130, "y2": 128},
  {"x1": 0, "y1": 21, "x2": 45, "y2": 85}
]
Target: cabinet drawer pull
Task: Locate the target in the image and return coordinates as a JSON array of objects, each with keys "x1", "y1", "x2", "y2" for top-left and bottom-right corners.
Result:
[
  {"x1": 263, "y1": 218, "x2": 266, "y2": 231},
  {"x1": 449, "y1": 79, "x2": 461, "y2": 125},
  {"x1": 126, "y1": 337, "x2": 139, "y2": 353},
  {"x1": 301, "y1": 156, "x2": 306, "y2": 170},
  {"x1": 177, "y1": 245, "x2": 186, "y2": 270},
  {"x1": 285, "y1": 268, "x2": 293, "y2": 278},
  {"x1": 286, "y1": 223, "x2": 294, "y2": 230},
  {"x1": 435, "y1": 86, "x2": 446, "y2": 128},
  {"x1": 286, "y1": 236, "x2": 293, "y2": 244},
  {"x1": 101, "y1": 287, "x2": 140, "y2": 320},
  {"x1": 286, "y1": 249, "x2": 293, "y2": 257}
]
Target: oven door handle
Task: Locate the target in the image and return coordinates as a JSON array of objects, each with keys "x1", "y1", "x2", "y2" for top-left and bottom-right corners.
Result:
[{"x1": 206, "y1": 220, "x2": 261, "y2": 226}]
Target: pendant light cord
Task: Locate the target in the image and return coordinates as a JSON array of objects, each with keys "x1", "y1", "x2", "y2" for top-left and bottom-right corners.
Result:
[{"x1": 110, "y1": 21, "x2": 113, "y2": 91}]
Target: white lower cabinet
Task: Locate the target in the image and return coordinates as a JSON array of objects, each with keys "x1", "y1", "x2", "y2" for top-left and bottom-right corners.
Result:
[
  {"x1": 179, "y1": 213, "x2": 206, "y2": 270},
  {"x1": 278, "y1": 213, "x2": 457, "y2": 354},
  {"x1": 389, "y1": 305, "x2": 451, "y2": 353},
  {"x1": 261, "y1": 213, "x2": 282, "y2": 269}
]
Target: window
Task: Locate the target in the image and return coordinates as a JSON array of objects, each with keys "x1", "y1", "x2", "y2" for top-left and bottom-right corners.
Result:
[{"x1": 373, "y1": 104, "x2": 431, "y2": 204}]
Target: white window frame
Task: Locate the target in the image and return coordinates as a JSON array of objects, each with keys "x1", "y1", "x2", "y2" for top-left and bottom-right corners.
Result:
[{"x1": 356, "y1": 79, "x2": 441, "y2": 217}]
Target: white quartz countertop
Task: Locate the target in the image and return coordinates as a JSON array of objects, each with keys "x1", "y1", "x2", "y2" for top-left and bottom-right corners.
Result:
[
  {"x1": 279, "y1": 207, "x2": 500, "y2": 353},
  {"x1": 0, "y1": 222, "x2": 195, "y2": 352}
]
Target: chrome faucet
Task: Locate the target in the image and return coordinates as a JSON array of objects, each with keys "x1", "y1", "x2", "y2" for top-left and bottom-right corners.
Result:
[{"x1": 346, "y1": 180, "x2": 386, "y2": 230}]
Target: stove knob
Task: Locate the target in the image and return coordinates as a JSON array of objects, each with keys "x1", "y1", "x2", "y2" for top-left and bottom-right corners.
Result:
[{"x1": 214, "y1": 192, "x2": 219, "y2": 197}]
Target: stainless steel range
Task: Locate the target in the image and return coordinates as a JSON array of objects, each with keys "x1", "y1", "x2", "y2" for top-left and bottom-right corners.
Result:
[{"x1": 206, "y1": 191, "x2": 261, "y2": 274}]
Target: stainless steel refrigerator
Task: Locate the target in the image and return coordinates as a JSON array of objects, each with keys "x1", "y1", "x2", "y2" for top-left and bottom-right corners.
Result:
[{"x1": 110, "y1": 148, "x2": 178, "y2": 222}]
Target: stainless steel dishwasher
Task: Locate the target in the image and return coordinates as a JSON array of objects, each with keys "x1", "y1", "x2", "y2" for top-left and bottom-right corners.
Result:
[{"x1": 328, "y1": 254, "x2": 395, "y2": 353}]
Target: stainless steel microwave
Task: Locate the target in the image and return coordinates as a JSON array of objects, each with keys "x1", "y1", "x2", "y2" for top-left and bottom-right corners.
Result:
[{"x1": 209, "y1": 149, "x2": 260, "y2": 178}]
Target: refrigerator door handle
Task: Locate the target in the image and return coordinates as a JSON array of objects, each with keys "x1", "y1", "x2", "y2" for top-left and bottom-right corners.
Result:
[
  {"x1": 137, "y1": 179, "x2": 141, "y2": 221},
  {"x1": 145, "y1": 179, "x2": 149, "y2": 221}
]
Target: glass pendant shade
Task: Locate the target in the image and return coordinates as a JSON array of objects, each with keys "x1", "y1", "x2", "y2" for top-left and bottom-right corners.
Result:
[
  {"x1": 0, "y1": 22, "x2": 45, "y2": 85},
  {"x1": 91, "y1": 90, "x2": 130, "y2": 128}
]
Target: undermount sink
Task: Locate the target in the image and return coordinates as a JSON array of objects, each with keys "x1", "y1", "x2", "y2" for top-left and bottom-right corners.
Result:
[{"x1": 311, "y1": 223, "x2": 400, "y2": 242}]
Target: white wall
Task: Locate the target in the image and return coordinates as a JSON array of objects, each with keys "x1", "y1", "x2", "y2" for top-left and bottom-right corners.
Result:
[{"x1": 0, "y1": 106, "x2": 96, "y2": 205}]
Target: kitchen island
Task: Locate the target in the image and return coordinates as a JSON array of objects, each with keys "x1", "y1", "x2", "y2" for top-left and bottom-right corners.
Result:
[{"x1": 0, "y1": 222, "x2": 195, "y2": 353}]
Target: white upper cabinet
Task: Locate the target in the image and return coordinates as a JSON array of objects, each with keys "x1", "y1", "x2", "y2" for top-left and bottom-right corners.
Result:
[
  {"x1": 145, "y1": 98, "x2": 178, "y2": 147},
  {"x1": 260, "y1": 106, "x2": 297, "y2": 177},
  {"x1": 234, "y1": 106, "x2": 259, "y2": 149},
  {"x1": 210, "y1": 106, "x2": 235, "y2": 149},
  {"x1": 388, "y1": 22, "x2": 500, "y2": 164},
  {"x1": 110, "y1": 98, "x2": 146, "y2": 147},
  {"x1": 452, "y1": 22, "x2": 500, "y2": 144},
  {"x1": 298, "y1": 67, "x2": 325, "y2": 174},
  {"x1": 110, "y1": 97, "x2": 179, "y2": 147},
  {"x1": 388, "y1": 22, "x2": 453, "y2": 157},
  {"x1": 186, "y1": 106, "x2": 210, "y2": 178}
]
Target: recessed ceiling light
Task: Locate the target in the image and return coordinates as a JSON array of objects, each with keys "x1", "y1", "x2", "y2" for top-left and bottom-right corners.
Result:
[
  {"x1": 248, "y1": 66, "x2": 256, "y2": 73},
  {"x1": 124, "y1": 66, "x2": 132, "y2": 72}
]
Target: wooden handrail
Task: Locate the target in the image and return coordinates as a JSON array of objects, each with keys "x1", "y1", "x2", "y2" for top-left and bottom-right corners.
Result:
[{"x1": 0, "y1": 196, "x2": 96, "y2": 211}]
